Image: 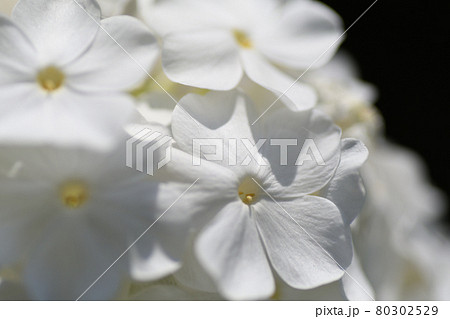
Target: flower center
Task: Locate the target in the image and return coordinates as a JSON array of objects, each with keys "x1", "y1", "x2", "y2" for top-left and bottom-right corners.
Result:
[
  {"x1": 59, "y1": 181, "x2": 89, "y2": 209},
  {"x1": 37, "y1": 66, "x2": 65, "y2": 92},
  {"x1": 238, "y1": 177, "x2": 260, "y2": 205},
  {"x1": 233, "y1": 29, "x2": 253, "y2": 49}
]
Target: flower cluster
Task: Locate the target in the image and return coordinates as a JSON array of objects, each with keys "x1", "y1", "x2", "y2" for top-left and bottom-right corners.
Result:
[{"x1": 0, "y1": 0, "x2": 447, "y2": 301}]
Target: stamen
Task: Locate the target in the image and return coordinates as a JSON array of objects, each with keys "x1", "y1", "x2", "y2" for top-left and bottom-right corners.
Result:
[
  {"x1": 238, "y1": 177, "x2": 259, "y2": 205},
  {"x1": 233, "y1": 29, "x2": 253, "y2": 49},
  {"x1": 59, "y1": 181, "x2": 89, "y2": 209},
  {"x1": 37, "y1": 66, "x2": 65, "y2": 92}
]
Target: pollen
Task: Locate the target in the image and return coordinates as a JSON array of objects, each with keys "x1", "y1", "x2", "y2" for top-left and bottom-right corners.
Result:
[
  {"x1": 37, "y1": 66, "x2": 65, "y2": 92},
  {"x1": 238, "y1": 177, "x2": 260, "y2": 205},
  {"x1": 233, "y1": 29, "x2": 253, "y2": 49},
  {"x1": 59, "y1": 181, "x2": 89, "y2": 209}
]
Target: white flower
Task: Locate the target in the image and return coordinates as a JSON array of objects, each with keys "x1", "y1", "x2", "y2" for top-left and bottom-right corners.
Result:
[
  {"x1": 353, "y1": 140, "x2": 447, "y2": 300},
  {"x1": 0, "y1": 132, "x2": 186, "y2": 300},
  {"x1": 405, "y1": 225, "x2": 450, "y2": 300},
  {"x1": 355, "y1": 219, "x2": 450, "y2": 300},
  {"x1": 138, "y1": 90, "x2": 367, "y2": 300},
  {"x1": 0, "y1": 0, "x2": 158, "y2": 149},
  {"x1": 302, "y1": 53, "x2": 382, "y2": 145},
  {"x1": 362, "y1": 141, "x2": 444, "y2": 228},
  {"x1": 141, "y1": 0, "x2": 344, "y2": 111}
]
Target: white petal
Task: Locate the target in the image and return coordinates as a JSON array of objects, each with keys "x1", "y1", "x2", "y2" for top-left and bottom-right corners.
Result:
[
  {"x1": 66, "y1": 15, "x2": 159, "y2": 92},
  {"x1": 241, "y1": 50, "x2": 317, "y2": 111},
  {"x1": 323, "y1": 139, "x2": 369, "y2": 224},
  {"x1": 0, "y1": 146, "x2": 57, "y2": 267},
  {"x1": 254, "y1": 196, "x2": 352, "y2": 289},
  {"x1": 173, "y1": 236, "x2": 218, "y2": 293},
  {"x1": 257, "y1": 0, "x2": 343, "y2": 69},
  {"x1": 23, "y1": 217, "x2": 126, "y2": 300},
  {"x1": 0, "y1": 212, "x2": 53, "y2": 267},
  {"x1": 195, "y1": 201, "x2": 275, "y2": 300},
  {"x1": 363, "y1": 140, "x2": 444, "y2": 223},
  {"x1": 255, "y1": 108, "x2": 342, "y2": 196},
  {"x1": 130, "y1": 222, "x2": 188, "y2": 282},
  {"x1": 12, "y1": 0, "x2": 101, "y2": 65},
  {"x1": 0, "y1": 88, "x2": 137, "y2": 151},
  {"x1": 127, "y1": 147, "x2": 237, "y2": 282},
  {"x1": 162, "y1": 30, "x2": 243, "y2": 90},
  {"x1": 154, "y1": 148, "x2": 238, "y2": 229},
  {"x1": 172, "y1": 90, "x2": 258, "y2": 167},
  {"x1": 171, "y1": 90, "x2": 268, "y2": 178},
  {"x1": 0, "y1": 16, "x2": 37, "y2": 84},
  {"x1": 341, "y1": 252, "x2": 375, "y2": 301},
  {"x1": 144, "y1": 0, "x2": 236, "y2": 36}
]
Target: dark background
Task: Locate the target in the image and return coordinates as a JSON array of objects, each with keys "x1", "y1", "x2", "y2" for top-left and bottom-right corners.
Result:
[{"x1": 322, "y1": 0, "x2": 450, "y2": 224}]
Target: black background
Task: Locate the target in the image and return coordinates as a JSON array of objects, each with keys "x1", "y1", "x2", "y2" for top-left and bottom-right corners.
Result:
[{"x1": 321, "y1": 0, "x2": 450, "y2": 224}]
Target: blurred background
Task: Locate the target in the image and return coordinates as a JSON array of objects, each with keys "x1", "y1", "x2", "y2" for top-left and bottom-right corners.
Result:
[{"x1": 323, "y1": 0, "x2": 450, "y2": 225}]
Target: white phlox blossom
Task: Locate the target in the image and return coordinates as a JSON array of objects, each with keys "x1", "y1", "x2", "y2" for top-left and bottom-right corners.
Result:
[
  {"x1": 352, "y1": 140, "x2": 447, "y2": 300},
  {"x1": 134, "y1": 90, "x2": 368, "y2": 300},
  {"x1": 0, "y1": 0, "x2": 158, "y2": 150},
  {"x1": 0, "y1": 131, "x2": 191, "y2": 300},
  {"x1": 140, "y1": 0, "x2": 344, "y2": 111}
]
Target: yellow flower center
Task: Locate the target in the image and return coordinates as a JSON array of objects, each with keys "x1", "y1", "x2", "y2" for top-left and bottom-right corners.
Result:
[
  {"x1": 59, "y1": 181, "x2": 89, "y2": 209},
  {"x1": 37, "y1": 66, "x2": 65, "y2": 92},
  {"x1": 233, "y1": 29, "x2": 253, "y2": 49},
  {"x1": 238, "y1": 177, "x2": 260, "y2": 205}
]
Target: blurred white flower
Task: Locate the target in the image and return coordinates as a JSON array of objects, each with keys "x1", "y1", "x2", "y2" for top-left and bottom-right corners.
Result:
[
  {"x1": 0, "y1": 0, "x2": 158, "y2": 149},
  {"x1": 0, "y1": 132, "x2": 187, "y2": 300},
  {"x1": 141, "y1": 0, "x2": 344, "y2": 111},
  {"x1": 138, "y1": 90, "x2": 368, "y2": 300},
  {"x1": 302, "y1": 53, "x2": 382, "y2": 145},
  {"x1": 354, "y1": 141, "x2": 447, "y2": 300},
  {"x1": 363, "y1": 141, "x2": 444, "y2": 228},
  {"x1": 404, "y1": 225, "x2": 450, "y2": 300}
]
